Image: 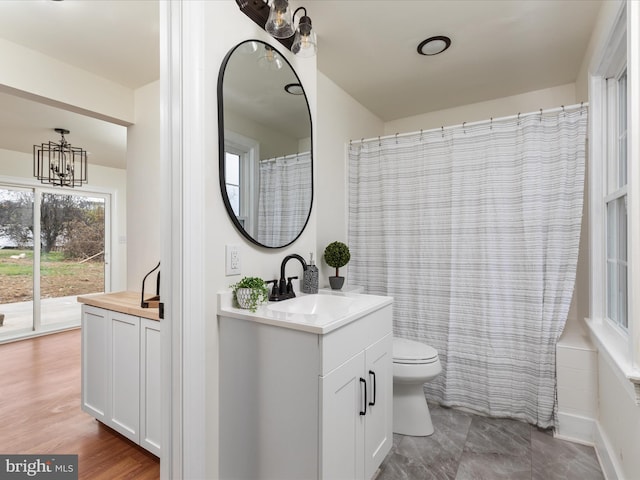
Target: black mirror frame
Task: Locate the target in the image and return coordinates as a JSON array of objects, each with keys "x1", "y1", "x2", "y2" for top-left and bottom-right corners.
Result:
[{"x1": 217, "y1": 39, "x2": 314, "y2": 249}]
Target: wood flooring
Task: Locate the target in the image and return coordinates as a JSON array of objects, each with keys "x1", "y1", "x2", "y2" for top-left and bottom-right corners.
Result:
[{"x1": 0, "y1": 329, "x2": 160, "y2": 479}]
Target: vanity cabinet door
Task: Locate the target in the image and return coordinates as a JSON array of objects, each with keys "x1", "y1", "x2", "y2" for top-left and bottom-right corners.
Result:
[
  {"x1": 140, "y1": 318, "x2": 161, "y2": 456},
  {"x1": 364, "y1": 333, "x2": 393, "y2": 480},
  {"x1": 81, "y1": 306, "x2": 108, "y2": 421},
  {"x1": 320, "y1": 351, "x2": 366, "y2": 480},
  {"x1": 107, "y1": 311, "x2": 140, "y2": 443}
]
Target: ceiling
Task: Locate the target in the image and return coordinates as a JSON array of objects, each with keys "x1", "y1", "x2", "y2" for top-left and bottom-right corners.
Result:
[
  {"x1": 309, "y1": 0, "x2": 602, "y2": 121},
  {"x1": 0, "y1": 0, "x2": 159, "y2": 170},
  {"x1": 0, "y1": 0, "x2": 602, "y2": 170}
]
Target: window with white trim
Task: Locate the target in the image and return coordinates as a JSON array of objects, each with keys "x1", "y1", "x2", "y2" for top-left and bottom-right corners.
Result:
[
  {"x1": 224, "y1": 150, "x2": 242, "y2": 221},
  {"x1": 587, "y1": 1, "x2": 640, "y2": 390},
  {"x1": 605, "y1": 67, "x2": 628, "y2": 331},
  {"x1": 224, "y1": 131, "x2": 259, "y2": 236}
]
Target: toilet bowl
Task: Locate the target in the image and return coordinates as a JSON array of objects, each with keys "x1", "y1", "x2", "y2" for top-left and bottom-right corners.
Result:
[{"x1": 393, "y1": 337, "x2": 442, "y2": 436}]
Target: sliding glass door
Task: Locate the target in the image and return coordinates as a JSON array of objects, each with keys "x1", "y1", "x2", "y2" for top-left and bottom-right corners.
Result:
[
  {"x1": 0, "y1": 185, "x2": 109, "y2": 340},
  {"x1": 0, "y1": 187, "x2": 34, "y2": 337}
]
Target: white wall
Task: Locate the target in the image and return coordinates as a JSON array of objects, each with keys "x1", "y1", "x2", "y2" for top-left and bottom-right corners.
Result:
[
  {"x1": 316, "y1": 72, "x2": 384, "y2": 285},
  {"x1": 0, "y1": 37, "x2": 134, "y2": 125},
  {"x1": 224, "y1": 109, "x2": 299, "y2": 160},
  {"x1": 384, "y1": 83, "x2": 576, "y2": 134},
  {"x1": 599, "y1": 112, "x2": 639, "y2": 480},
  {"x1": 126, "y1": 81, "x2": 161, "y2": 291},
  {"x1": 205, "y1": 2, "x2": 317, "y2": 280},
  {"x1": 575, "y1": 0, "x2": 625, "y2": 102},
  {"x1": 202, "y1": 3, "x2": 317, "y2": 477},
  {"x1": 0, "y1": 148, "x2": 127, "y2": 291},
  {"x1": 596, "y1": 353, "x2": 640, "y2": 478}
]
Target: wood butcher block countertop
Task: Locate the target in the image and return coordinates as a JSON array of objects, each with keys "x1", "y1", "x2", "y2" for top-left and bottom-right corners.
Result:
[{"x1": 77, "y1": 291, "x2": 161, "y2": 321}]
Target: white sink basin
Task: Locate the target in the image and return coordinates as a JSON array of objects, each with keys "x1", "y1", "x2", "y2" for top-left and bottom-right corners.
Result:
[
  {"x1": 219, "y1": 290, "x2": 393, "y2": 334},
  {"x1": 267, "y1": 294, "x2": 353, "y2": 316}
]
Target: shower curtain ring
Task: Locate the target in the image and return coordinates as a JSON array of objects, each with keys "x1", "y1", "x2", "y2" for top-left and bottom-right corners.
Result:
[
  {"x1": 463, "y1": 122, "x2": 466, "y2": 134},
  {"x1": 490, "y1": 117, "x2": 493, "y2": 130},
  {"x1": 540, "y1": 109, "x2": 543, "y2": 122},
  {"x1": 441, "y1": 126, "x2": 444, "y2": 138},
  {"x1": 395, "y1": 133, "x2": 398, "y2": 144},
  {"x1": 378, "y1": 136, "x2": 381, "y2": 146}
]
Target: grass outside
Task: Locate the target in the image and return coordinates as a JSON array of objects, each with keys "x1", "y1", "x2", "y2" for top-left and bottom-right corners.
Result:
[{"x1": 0, "y1": 249, "x2": 104, "y2": 303}]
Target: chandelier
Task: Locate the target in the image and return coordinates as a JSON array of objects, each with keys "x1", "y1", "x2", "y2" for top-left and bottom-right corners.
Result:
[{"x1": 33, "y1": 128, "x2": 87, "y2": 187}]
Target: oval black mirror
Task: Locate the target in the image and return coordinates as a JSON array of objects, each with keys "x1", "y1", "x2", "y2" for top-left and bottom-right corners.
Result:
[{"x1": 218, "y1": 40, "x2": 313, "y2": 248}]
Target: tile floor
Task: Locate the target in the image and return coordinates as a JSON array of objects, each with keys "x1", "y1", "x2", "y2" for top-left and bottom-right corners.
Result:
[{"x1": 377, "y1": 402, "x2": 604, "y2": 480}]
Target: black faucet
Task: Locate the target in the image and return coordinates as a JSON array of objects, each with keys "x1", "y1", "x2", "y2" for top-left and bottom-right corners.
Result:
[{"x1": 269, "y1": 254, "x2": 308, "y2": 301}]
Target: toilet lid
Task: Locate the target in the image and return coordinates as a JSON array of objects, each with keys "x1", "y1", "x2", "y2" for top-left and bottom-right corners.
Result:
[{"x1": 393, "y1": 338, "x2": 439, "y2": 364}]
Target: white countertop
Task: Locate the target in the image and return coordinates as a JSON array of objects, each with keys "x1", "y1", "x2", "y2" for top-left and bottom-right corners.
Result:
[{"x1": 217, "y1": 290, "x2": 393, "y2": 335}]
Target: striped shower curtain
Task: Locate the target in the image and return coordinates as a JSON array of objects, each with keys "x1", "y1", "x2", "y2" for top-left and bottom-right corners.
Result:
[
  {"x1": 348, "y1": 106, "x2": 587, "y2": 427},
  {"x1": 257, "y1": 152, "x2": 311, "y2": 246}
]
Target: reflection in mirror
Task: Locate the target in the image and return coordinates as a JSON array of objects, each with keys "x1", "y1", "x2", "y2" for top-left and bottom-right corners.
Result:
[{"x1": 218, "y1": 40, "x2": 313, "y2": 248}]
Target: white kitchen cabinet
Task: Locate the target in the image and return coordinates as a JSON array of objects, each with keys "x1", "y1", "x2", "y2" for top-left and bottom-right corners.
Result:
[
  {"x1": 140, "y1": 318, "x2": 162, "y2": 456},
  {"x1": 108, "y1": 310, "x2": 140, "y2": 442},
  {"x1": 81, "y1": 305, "x2": 108, "y2": 422},
  {"x1": 219, "y1": 299, "x2": 393, "y2": 480},
  {"x1": 81, "y1": 304, "x2": 161, "y2": 456}
]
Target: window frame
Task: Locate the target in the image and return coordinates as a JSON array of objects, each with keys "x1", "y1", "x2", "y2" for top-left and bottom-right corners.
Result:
[
  {"x1": 604, "y1": 66, "x2": 629, "y2": 333},
  {"x1": 223, "y1": 131, "x2": 259, "y2": 237},
  {"x1": 588, "y1": 1, "x2": 640, "y2": 396}
]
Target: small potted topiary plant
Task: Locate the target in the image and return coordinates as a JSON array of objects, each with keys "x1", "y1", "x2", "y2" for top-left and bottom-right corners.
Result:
[
  {"x1": 323, "y1": 241, "x2": 351, "y2": 290},
  {"x1": 230, "y1": 276, "x2": 269, "y2": 312}
]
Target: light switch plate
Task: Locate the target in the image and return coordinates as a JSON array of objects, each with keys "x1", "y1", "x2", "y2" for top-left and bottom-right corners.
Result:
[{"x1": 226, "y1": 245, "x2": 241, "y2": 276}]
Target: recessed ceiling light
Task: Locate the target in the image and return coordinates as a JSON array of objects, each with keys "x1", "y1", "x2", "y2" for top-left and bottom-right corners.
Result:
[
  {"x1": 417, "y1": 36, "x2": 451, "y2": 56},
  {"x1": 284, "y1": 83, "x2": 304, "y2": 95}
]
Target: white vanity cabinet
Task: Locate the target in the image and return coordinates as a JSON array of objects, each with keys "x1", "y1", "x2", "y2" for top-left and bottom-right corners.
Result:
[
  {"x1": 219, "y1": 295, "x2": 393, "y2": 480},
  {"x1": 321, "y1": 332, "x2": 393, "y2": 480},
  {"x1": 80, "y1": 298, "x2": 161, "y2": 457}
]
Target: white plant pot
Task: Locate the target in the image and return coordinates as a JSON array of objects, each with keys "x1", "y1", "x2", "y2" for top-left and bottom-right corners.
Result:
[
  {"x1": 236, "y1": 288, "x2": 264, "y2": 310},
  {"x1": 235, "y1": 288, "x2": 256, "y2": 310}
]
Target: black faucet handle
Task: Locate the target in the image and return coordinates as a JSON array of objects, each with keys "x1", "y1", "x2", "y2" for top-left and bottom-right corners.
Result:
[
  {"x1": 286, "y1": 276, "x2": 298, "y2": 294},
  {"x1": 265, "y1": 279, "x2": 278, "y2": 300}
]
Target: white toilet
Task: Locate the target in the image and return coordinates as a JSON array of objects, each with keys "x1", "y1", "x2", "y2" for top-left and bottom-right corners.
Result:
[{"x1": 392, "y1": 337, "x2": 442, "y2": 436}]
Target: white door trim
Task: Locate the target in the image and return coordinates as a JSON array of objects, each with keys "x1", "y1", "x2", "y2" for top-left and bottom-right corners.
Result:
[{"x1": 160, "y1": 0, "x2": 207, "y2": 478}]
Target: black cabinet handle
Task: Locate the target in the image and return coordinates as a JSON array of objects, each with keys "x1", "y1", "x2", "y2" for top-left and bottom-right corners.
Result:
[
  {"x1": 359, "y1": 378, "x2": 367, "y2": 416},
  {"x1": 368, "y1": 370, "x2": 376, "y2": 407}
]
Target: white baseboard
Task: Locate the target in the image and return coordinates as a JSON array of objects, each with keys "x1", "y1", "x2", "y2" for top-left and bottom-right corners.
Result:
[
  {"x1": 593, "y1": 421, "x2": 623, "y2": 480},
  {"x1": 555, "y1": 411, "x2": 595, "y2": 445}
]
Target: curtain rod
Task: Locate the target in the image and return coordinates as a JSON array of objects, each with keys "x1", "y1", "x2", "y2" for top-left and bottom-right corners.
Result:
[
  {"x1": 349, "y1": 102, "x2": 588, "y2": 145},
  {"x1": 259, "y1": 151, "x2": 311, "y2": 163}
]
